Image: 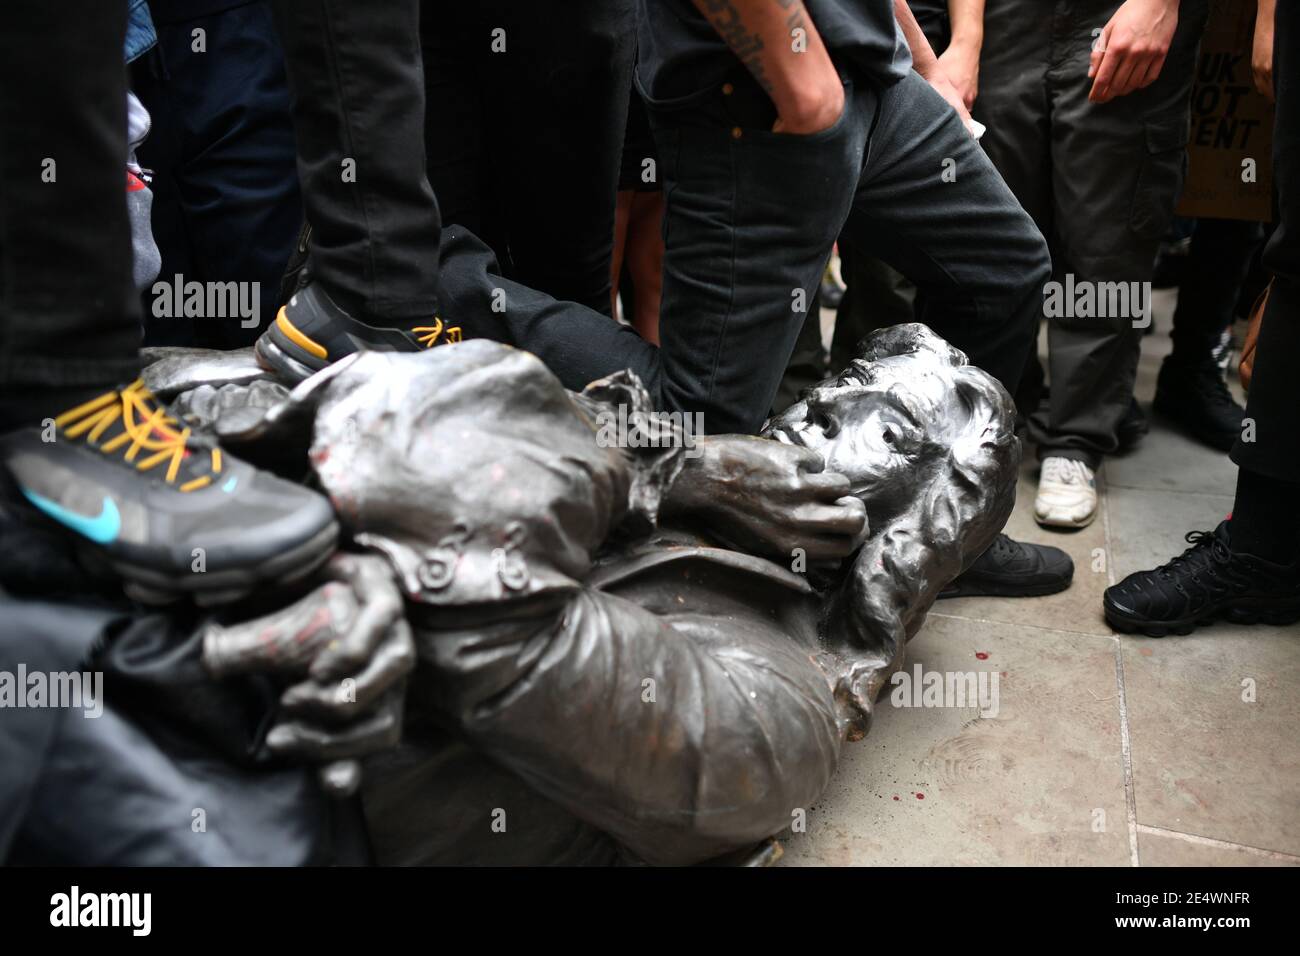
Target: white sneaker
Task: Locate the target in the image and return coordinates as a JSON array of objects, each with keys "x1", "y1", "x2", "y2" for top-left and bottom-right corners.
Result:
[{"x1": 1035, "y1": 456, "x2": 1098, "y2": 528}]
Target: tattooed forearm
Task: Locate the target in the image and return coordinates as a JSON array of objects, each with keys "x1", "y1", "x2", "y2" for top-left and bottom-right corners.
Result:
[
  {"x1": 775, "y1": 0, "x2": 809, "y2": 36},
  {"x1": 692, "y1": 0, "x2": 841, "y2": 133},
  {"x1": 695, "y1": 0, "x2": 773, "y2": 93}
]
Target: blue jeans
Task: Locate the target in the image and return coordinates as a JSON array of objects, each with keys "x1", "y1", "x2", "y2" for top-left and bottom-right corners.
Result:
[{"x1": 133, "y1": 1, "x2": 302, "y2": 349}]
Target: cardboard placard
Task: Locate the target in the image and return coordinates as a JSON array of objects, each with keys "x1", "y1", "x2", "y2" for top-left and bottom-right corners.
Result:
[{"x1": 1175, "y1": 0, "x2": 1274, "y2": 222}]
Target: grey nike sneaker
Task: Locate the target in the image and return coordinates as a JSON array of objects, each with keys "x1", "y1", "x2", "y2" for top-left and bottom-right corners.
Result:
[{"x1": 0, "y1": 379, "x2": 337, "y2": 605}]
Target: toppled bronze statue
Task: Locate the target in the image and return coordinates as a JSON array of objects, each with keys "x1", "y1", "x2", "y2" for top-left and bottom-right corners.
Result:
[
  {"x1": 186, "y1": 323, "x2": 1019, "y2": 864},
  {"x1": 0, "y1": 324, "x2": 1017, "y2": 865}
]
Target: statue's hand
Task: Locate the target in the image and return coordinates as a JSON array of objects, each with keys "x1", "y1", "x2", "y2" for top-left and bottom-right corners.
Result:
[
  {"x1": 201, "y1": 552, "x2": 415, "y2": 797},
  {"x1": 665, "y1": 435, "x2": 867, "y2": 562}
]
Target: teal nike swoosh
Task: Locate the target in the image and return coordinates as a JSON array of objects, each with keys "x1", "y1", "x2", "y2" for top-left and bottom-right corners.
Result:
[{"x1": 21, "y1": 488, "x2": 121, "y2": 544}]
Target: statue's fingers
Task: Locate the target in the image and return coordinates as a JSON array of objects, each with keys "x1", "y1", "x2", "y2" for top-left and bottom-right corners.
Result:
[
  {"x1": 202, "y1": 581, "x2": 356, "y2": 678},
  {"x1": 324, "y1": 550, "x2": 386, "y2": 587},
  {"x1": 317, "y1": 759, "x2": 363, "y2": 799},
  {"x1": 282, "y1": 621, "x2": 415, "y2": 721},
  {"x1": 308, "y1": 579, "x2": 403, "y2": 681},
  {"x1": 793, "y1": 498, "x2": 867, "y2": 536},
  {"x1": 778, "y1": 441, "x2": 827, "y2": 474},
  {"x1": 833, "y1": 495, "x2": 869, "y2": 541},
  {"x1": 801, "y1": 470, "x2": 852, "y2": 500},
  {"x1": 265, "y1": 697, "x2": 403, "y2": 762}
]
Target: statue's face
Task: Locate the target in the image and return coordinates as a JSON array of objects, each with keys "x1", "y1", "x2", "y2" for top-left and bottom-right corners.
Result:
[{"x1": 764, "y1": 353, "x2": 962, "y2": 504}]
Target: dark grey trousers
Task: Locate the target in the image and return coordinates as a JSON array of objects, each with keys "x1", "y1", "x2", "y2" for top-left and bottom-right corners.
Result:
[{"x1": 977, "y1": 0, "x2": 1208, "y2": 467}]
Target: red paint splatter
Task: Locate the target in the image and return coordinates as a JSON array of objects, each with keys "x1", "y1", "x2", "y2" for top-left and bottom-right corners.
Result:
[
  {"x1": 915, "y1": 792, "x2": 925, "y2": 800},
  {"x1": 892, "y1": 795, "x2": 900, "y2": 801},
  {"x1": 975, "y1": 651, "x2": 989, "y2": 660}
]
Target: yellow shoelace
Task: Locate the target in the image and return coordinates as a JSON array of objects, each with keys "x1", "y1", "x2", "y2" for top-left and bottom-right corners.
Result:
[
  {"x1": 53, "y1": 380, "x2": 222, "y2": 493},
  {"x1": 411, "y1": 317, "x2": 463, "y2": 348}
]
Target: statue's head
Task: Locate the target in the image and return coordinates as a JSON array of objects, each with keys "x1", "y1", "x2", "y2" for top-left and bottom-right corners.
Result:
[
  {"x1": 762, "y1": 325, "x2": 1021, "y2": 732},
  {"x1": 762, "y1": 323, "x2": 1018, "y2": 563}
]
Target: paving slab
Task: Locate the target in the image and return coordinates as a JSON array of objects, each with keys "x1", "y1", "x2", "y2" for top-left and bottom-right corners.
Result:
[
  {"x1": 1122, "y1": 626, "x2": 1300, "y2": 856},
  {"x1": 940, "y1": 456, "x2": 1113, "y2": 636},
  {"x1": 781, "y1": 616, "x2": 1130, "y2": 866},
  {"x1": 1137, "y1": 826, "x2": 1300, "y2": 867}
]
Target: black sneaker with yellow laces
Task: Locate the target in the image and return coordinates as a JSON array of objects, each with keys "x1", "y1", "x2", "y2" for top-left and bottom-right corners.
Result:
[
  {"x1": 255, "y1": 281, "x2": 459, "y2": 384},
  {"x1": 0, "y1": 380, "x2": 337, "y2": 605}
]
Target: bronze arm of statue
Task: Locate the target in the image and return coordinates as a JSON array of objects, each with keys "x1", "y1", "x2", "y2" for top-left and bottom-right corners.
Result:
[
  {"x1": 661, "y1": 436, "x2": 869, "y2": 564},
  {"x1": 198, "y1": 552, "x2": 415, "y2": 798}
]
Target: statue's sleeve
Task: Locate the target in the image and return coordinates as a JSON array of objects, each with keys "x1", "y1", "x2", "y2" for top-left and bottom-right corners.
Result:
[
  {"x1": 414, "y1": 577, "x2": 841, "y2": 866},
  {"x1": 570, "y1": 368, "x2": 687, "y2": 537}
]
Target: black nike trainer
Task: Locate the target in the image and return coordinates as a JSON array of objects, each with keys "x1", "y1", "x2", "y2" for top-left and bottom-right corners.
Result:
[
  {"x1": 255, "y1": 281, "x2": 459, "y2": 384},
  {"x1": 1104, "y1": 522, "x2": 1300, "y2": 637}
]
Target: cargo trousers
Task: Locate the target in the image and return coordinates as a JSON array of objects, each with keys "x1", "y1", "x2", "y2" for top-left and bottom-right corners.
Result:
[{"x1": 977, "y1": 0, "x2": 1209, "y2": 466}]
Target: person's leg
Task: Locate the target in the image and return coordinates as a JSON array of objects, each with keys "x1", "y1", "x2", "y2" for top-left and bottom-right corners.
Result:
[
  {"x1": 829, "y1": 240, "x2": 914, "y2": 374},
  {"x1": 1030, "y1": 0, "x2": 1208, "y2": 471},
  {"x1": 1104, "y1": 0, "x2": 1300, "y2": 636},
  {"x1": 1171, "y1": 219, "x2": 1267, "y2": 360},
  {"x1": 645, "y1": 70, "x2": 866, "y2": 435},
  {"x1": 838, "y1": 69, "x2": 1072, "y2": 600},
  {"x1": 1230, "y1": 0, "x2": 1300, "y2": 561},
  {"x1": 0, "y1": 0, "x2": 140, "y2": 421},
  {"x1": 625, "y1": 190, "x2": 665, "y2": 343},
  {"x1": 419, "y1": 3, "x2": 500, "y2": 251},
  {"x1": 773, "y1": 293, "x2": 830, "y2": 413},
  {"x1": 255, "y1": 0, "x2": 452, "y2": 380},
  {"x1": 1155, "y1": 216, "x2": 1262, "y2": 451},
  {"x1": 611, "y1": 191, "x2": 633, "y2": 321},
  {"x1": 612, "y1": 87, "x2": 665, "y2": 338},
  {"x1": 974, "y1": 0, "x2": 1055, "y2": 422},
  {"x1": 485, "y1": 0, "x2": 637, "y2": 316},
  {"x1": 841, "y1": 70, "x2": 1051, "y2": 395},
  {"x1": 791, "y1": 0, "x2": 950, "y2": 392},
  {"x1": 436, "y1": 225, "x2": 662, "y2": 394},
  {"x1": 269, "y1": 0, "x2": 440, "y2": 323},
  {"x1": 129, "y1": 46, "x2": 199, "y2": 349},
  {"x1": 0, "y1": 1, "x2": 337, "y2": 604},
  {"x1": 136, "y1": 1, "x2": 304, "y2": 350}
]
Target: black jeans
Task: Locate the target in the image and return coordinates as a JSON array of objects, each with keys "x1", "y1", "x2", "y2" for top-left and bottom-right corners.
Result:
[
  {"x1": 270, "y1": 0, "x2": 441, "y2": 323},
  {"x1": 444, "y1": 67, "x2": 1050, "y2": 436},
  {"x1": 134, "y1": 0, "x2": 303, "y2": 350},
  {"x1": 815, "y1": 0, "x2": 951, "y2": 396},
  {"x1": 420, "y1": 0, "x2": 636, "y2": 317},
  {"x1": 1231, "y1": 0, "x2": 1300, "y2": 482},
  {"x1": 645, "y1": 67, "x2": 1048, "y2": 434},
  {"x1": 0, "y1": 1, "x2": 142, "y2": 398}
]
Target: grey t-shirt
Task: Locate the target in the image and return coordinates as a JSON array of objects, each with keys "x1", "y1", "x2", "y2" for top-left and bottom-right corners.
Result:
[{"x1": 636, "y1": 0, "x2": 912, "y2": 100}]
